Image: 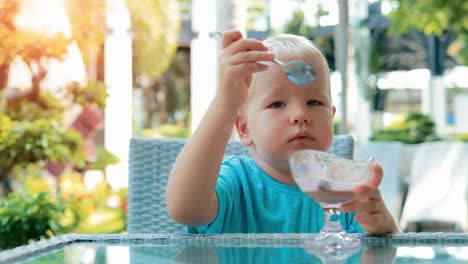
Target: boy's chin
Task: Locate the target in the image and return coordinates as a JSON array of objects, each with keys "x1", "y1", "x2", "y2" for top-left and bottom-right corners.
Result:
[
  {"x1": 292, "y1": 142, "x2": 330, "y2": 153},
  {"x1": 289, "y1": 145, "x2": 321, "y2": 154}
]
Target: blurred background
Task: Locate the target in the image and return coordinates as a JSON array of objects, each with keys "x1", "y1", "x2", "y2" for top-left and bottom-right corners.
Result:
[{"x1": 1, "y1": 0, "x2": 467, "y2": 250}]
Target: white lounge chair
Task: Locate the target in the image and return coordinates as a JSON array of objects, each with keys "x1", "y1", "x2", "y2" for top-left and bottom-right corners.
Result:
[{"x1": 399, "y1": 142, "x2": 468, "y2": 232}]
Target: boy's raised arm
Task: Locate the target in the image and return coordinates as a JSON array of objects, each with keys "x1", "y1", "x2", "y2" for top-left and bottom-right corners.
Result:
[
  {"x1": 166, "y1": 30, "x2": 275, "y2": 226},
  {"x1": 166, "y1": 96, "x2": 239, "y2": 226}
]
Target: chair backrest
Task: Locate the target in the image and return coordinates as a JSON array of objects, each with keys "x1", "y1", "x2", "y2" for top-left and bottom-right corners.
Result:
[{"x1": 127, "y1": 134, "x2": 354, "y2": 233}]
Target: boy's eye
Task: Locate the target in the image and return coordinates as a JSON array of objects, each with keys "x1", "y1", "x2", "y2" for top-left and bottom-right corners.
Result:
[
  {"x1": 307, "y1": 100, "x2": 321, "y2": 106},
  {"x1": 269, "y1": 101, "x2": 285, "y2": 108}
]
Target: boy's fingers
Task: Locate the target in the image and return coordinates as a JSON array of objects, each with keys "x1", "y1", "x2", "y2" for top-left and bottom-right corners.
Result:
[
  {"x1": 341, "y1": 198, "x2": 376, "y2": 212},
  {"x1": 228, "y1": 63, "x2": 270, "y2": 76},
  {"x1": 221, "y1": 30, "x2": 243, "y2": 49},
  {"x1": 229, "y1": 51, "x2": 275, "y2": 65},
  {"x1": 356, "y1": 184, "x2": 382, "y2": 201},
  {"x1": 368, "y1": 164, "x2": 383, "y2": 187},
  {"x1": 354, "y1": 212, "x2": 383, "y2": 226},
  {"x1": 224, "y1": 39, "x2": 269, "y2": 55}
]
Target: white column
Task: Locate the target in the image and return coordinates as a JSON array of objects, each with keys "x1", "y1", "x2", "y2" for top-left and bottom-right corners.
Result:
[
  {"x1": 347, "y1": 0, "x2": 372, "y2": 143},
  {"x1": 423, "y1": 33, "x2": 447, "y2": 136},
  {"x1": 420, "y1": 72, "x2": 432, "y2": 115},
  {"x1": 422, "y1": 76, "x2": 446, "y2": 135},
  {"x1": 454, "y1": 94, "x2": 468, "y2": 133},
  {"x1": 217, "y1": 0, "x2": 247, "y2": 33},
  {"x1": 334, "y1": 0, "x2": 349, "y2": 134},
  {"x1": 104, "y1": 0, "x2": 133, "y2": 190},
  {"x1": 190, "y1": 0, "x2": 247, "y2": 133},
  {"x1": 190, "y1": 0, "x2": 218, "y2": 132}
]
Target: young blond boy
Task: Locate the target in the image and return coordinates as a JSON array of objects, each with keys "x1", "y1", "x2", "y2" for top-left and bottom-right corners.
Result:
[{"x1": 166, "y1": 30, "x2": 399, "y2": 234}]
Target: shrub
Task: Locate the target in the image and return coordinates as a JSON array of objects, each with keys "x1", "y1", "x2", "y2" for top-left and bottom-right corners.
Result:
[
  {"x1": 3, "y1": 91, "x2": 64, "y2": 122},
  {"x1": 145, "y1": 124, "x2": 191, "y2": 138},
  {"x1": 88, "y1": 147, "x2": 120, "y2": 171},
  {"x1": 456, "y1": 133, "x2": 468, "y2": 142},
  {"x1": 160, "y1": 124, "x2": 190, "y2": 138},
  {"x1": 0, "y1": 114, "x2": 85, "y2": 192},
  {"x1": 370, "y1": 112, "x2": 440, "y2": 144},
  {"x1": 0, "y1": 192, "x2": 67, "y2": 250}
]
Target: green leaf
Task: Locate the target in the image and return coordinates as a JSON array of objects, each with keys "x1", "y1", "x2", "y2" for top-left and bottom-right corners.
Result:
[{"x1": 389, "y1": 0, "x2": 468, "y2": 65}]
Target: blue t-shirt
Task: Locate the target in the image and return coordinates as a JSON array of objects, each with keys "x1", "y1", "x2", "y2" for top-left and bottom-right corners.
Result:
[{"x1": 188, "y1": 156, "x2": 364, "y2": 234}]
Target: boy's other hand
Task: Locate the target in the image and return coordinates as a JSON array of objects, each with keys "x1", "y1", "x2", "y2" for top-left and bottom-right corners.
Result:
[
  {"x1": 340, "y1": 164, "x2": 400, "y2": 234},
  {"x1": 217, "y1": 30, "x2": 275, "y2": 109}
]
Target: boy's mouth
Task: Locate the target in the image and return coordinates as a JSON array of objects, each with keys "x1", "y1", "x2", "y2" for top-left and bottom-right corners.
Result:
[{"x1": 289, "y1": 131, "x2": 314, "y2": 142}]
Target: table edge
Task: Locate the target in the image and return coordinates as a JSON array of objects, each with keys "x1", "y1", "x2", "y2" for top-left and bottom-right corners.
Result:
[{"x1": 1, "y1": 232, "x2": 468, "y2": 263}]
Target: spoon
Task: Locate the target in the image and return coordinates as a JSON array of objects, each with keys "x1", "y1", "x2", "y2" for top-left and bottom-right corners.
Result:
[
  {"x1": 272, "y1": 58, "x2": 316, "y2": 85},
  {"x1": 209, "y1": 31, "x2": 316, "y2": 85}
]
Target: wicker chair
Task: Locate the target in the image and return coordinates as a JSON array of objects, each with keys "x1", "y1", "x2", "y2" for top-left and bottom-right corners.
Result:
[{"x1": 127, "y1": 135, "x2": 354, "y2": 234}]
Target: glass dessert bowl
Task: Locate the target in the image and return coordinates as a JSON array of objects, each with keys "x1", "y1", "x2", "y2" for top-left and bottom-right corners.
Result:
[{"x1": 289, "y1": 149, "x2": 374, "y2": 250}]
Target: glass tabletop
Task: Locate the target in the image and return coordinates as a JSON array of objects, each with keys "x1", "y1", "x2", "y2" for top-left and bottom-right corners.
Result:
[{"x1": 2, "y1": 233, "x2": 468, "y2": 264}]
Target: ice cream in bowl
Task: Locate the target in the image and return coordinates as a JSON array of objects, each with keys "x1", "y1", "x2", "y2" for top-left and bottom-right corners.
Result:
[{"x1": 289, "y1": 149, "x2": 374, "y2": 250}]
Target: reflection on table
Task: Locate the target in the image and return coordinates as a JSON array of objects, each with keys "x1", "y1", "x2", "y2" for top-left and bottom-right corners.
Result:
[{"x1": 2, "y1": 233, "x2": 468, "y2": 264}]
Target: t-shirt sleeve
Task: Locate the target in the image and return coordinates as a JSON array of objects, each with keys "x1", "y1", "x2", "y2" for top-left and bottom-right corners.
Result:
[
  {"x1": 341, "y1": 212, "x2": 365, "y2": 234},
  {"x1": 187, "y1": 157, "x2": 241, "y2": 234}
]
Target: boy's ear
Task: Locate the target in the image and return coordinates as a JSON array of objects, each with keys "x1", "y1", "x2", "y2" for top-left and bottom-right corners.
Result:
[{"x1": 235, "y1": 113, "x2": 253, "y2": 146}]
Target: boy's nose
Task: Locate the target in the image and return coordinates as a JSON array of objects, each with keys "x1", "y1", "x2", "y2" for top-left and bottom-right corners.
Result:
[{"x1": 290, "y1": 113, "x2": 310, "y2": 125}]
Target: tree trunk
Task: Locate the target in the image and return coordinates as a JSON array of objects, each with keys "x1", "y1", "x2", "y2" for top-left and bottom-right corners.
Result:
[
  {"x1": 30, "y1": 64, "x2": 47, "y2": 100},
  {"x1": 0, "y1": 62, "x2": 10, "y2": 90},
  {"x1": 156, "y1": 74, "x2": 168, "y2": 125},
  {"x1": 5, "y1": 63, "x2": 48, "y2": 106},
  {"x1": 143, "y1": 83, "x2": 154, "y2": 128},
  {"x1": 0, "y1": 164, "x2": 14, "y2": 197},
  {"x1": 1, "y1": 179, "x2": 13, "y2": 197}
]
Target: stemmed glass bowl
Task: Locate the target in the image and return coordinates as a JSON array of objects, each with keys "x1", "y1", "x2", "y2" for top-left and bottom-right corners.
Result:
[{"x1": 289, "y1": 149, "x2": 374, "y2": 250}]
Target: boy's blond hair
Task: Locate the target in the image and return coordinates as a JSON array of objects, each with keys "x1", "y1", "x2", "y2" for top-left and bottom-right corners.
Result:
[{"x1": 242, "y1": 34, "x2": 332, "y2": 113}]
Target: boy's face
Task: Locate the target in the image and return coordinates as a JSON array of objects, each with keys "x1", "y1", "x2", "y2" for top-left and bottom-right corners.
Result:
[{"x1": 236, "y1": 55, "x2": 335, "y2": 173}]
